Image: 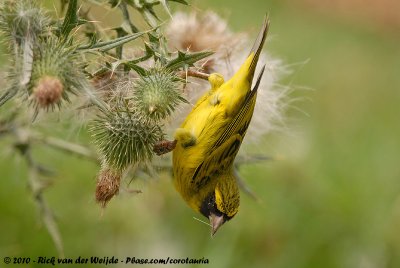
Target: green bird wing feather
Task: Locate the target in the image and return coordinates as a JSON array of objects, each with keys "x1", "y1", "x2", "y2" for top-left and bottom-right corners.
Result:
[
  {"x1": 214, "y1": 65, "x2": 266, "y2": 149},
  {"x1": 190, "y1": 134, "x2": 242, "y2": 189},
  {"x1": 191, "y1": 65, "x2": 266, "y2": 187}
]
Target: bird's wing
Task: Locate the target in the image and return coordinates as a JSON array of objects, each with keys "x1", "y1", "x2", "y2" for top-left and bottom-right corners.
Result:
[
  {"x1": 191, "y1": 134, "x2": 242, "y2": 189},
  {"x1": 191, "y1": 66, "x2": 266, "y2": 187},
  {"x1": 213, "y1": 65, "x2": 266, "y2": 149}
]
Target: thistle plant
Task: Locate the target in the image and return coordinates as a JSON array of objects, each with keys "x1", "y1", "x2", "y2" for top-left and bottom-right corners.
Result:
[
  {"x1": 132, "y1": 66, "x2": 186, "y2": 120},
  {"x1": 0, "y1": 0, "x2": 289, "y2": 256},
  {"x1": 90, "y1": 105, "x2": 164, "y2": 170},
  {"x1": 30, "y1": 38, "x2": 89, "y2": 111},
  {"x1": 0, "y1": 0, "x2": 50, "y2": 106},
  {"x1": 0, "y1": 0, "x2": 49, "y2": 46}
]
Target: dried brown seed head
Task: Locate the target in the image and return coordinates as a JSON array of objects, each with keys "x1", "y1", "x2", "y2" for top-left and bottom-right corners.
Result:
[
  {"x1": 95, "y1": 167, "x2": 122, "y2": 207},
  {"x1": 32, "y1": 76, "x2": 64, "y2": 109}
]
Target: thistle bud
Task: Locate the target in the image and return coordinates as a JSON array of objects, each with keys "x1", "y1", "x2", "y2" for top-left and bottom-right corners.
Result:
[
  {"x1": 133, "y1": 67, "x2": 184, "y2": 121},
  {"x1": 0, "y1": 0, "x2": 49, "y2": 47},
  {"x1": 0, "y1": 0, "x2": 54, "y2": 109},
  {"x1": 27, "y1": 38, "x2": 88, "y2": 111},
  {"x1": 90, "y1": 107, "x2": 164, "y2": 171},
  {"x1": 95, "y1": 166, "x2": 122, "y2": 207}
]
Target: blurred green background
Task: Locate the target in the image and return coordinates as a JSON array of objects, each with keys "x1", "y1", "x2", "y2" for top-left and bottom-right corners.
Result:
[{"x1": 1, "y1": 0, "x2": 400, "y2": 267}]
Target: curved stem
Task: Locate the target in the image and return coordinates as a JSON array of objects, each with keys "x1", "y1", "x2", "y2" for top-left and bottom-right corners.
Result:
[{"x1": 179, "y1": 69, "x2": 210, "y2": 81}]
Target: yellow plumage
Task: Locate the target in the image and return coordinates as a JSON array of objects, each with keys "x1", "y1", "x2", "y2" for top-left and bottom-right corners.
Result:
[{"x1": 172, "y1": 16, "x2": 270, "y2": 235}]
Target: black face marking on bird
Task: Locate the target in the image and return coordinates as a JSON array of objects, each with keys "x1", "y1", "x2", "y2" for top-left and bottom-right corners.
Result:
[{"x1": 199, "y1": 192, "x2": 232, "y2": 221}]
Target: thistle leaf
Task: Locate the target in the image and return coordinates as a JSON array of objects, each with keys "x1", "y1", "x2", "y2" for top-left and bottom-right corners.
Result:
[
  {"x1": 126, "y1": 64, "x2": 147, "y2": 76},
  {"x1": 110, "y1": 45, "x2": 154, "y2": 72},
  {"x1": 142, "y1": 9, "x2": 158, "y2": 28},
  {"x1": 119, "y1": 2, "x2": 139, "y2": 33},
  {"x1": 166, "y1": 50, "x2": 214, "y2": 70},
  {"x1": 60, "y1": 0, "x2": 79, "y2": 38},
  {"x1": 78, "y1": 31, "x2": 147, "y2": 52}
]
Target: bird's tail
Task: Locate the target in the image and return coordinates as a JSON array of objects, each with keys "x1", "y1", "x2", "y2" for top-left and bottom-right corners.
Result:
[{"x1": 248, "y1": 15, "x2": 270, "y2": 83}]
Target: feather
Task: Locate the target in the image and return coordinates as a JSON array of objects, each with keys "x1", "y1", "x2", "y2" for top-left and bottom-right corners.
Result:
[{"x1": 248, "y1": 15, "x2": 269, "y2": 82}]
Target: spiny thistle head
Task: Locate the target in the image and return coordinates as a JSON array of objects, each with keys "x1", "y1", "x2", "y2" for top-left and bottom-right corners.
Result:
[
  {"x1": 0, "y1": 0, "x2": 49, "y2": 47},
  {"x1": 90, "y1": 105, "x2": 164, "y2": 171},
  {"x1": 27, "y1": 38, "x2": 88, "y2": 111},
  {"x1": 132, "y1": 67, "x2": 185, "y2": 121},
  {"x1": 95, "y1": 166, "x2": 122, "y2": 207}
]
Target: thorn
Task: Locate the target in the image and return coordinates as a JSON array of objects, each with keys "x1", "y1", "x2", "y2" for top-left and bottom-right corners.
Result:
[{"x1": 149, "y1": 105, "x2": 156, "y2": 114}]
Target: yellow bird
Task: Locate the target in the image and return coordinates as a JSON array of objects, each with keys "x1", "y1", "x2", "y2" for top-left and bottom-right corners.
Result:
[{"x1": 172, "y1": 16, "x2": 269, "y2": 235}]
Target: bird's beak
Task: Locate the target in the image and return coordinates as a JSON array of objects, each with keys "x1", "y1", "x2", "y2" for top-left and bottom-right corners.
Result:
[{"x1": 209, "y1": 213, "x2": 225, "y2": 236}]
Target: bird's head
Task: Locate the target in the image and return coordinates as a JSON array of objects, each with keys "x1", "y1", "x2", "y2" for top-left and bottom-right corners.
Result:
[{"x1": 199, "y1": 174, "x2": 240, "y2": 236}]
